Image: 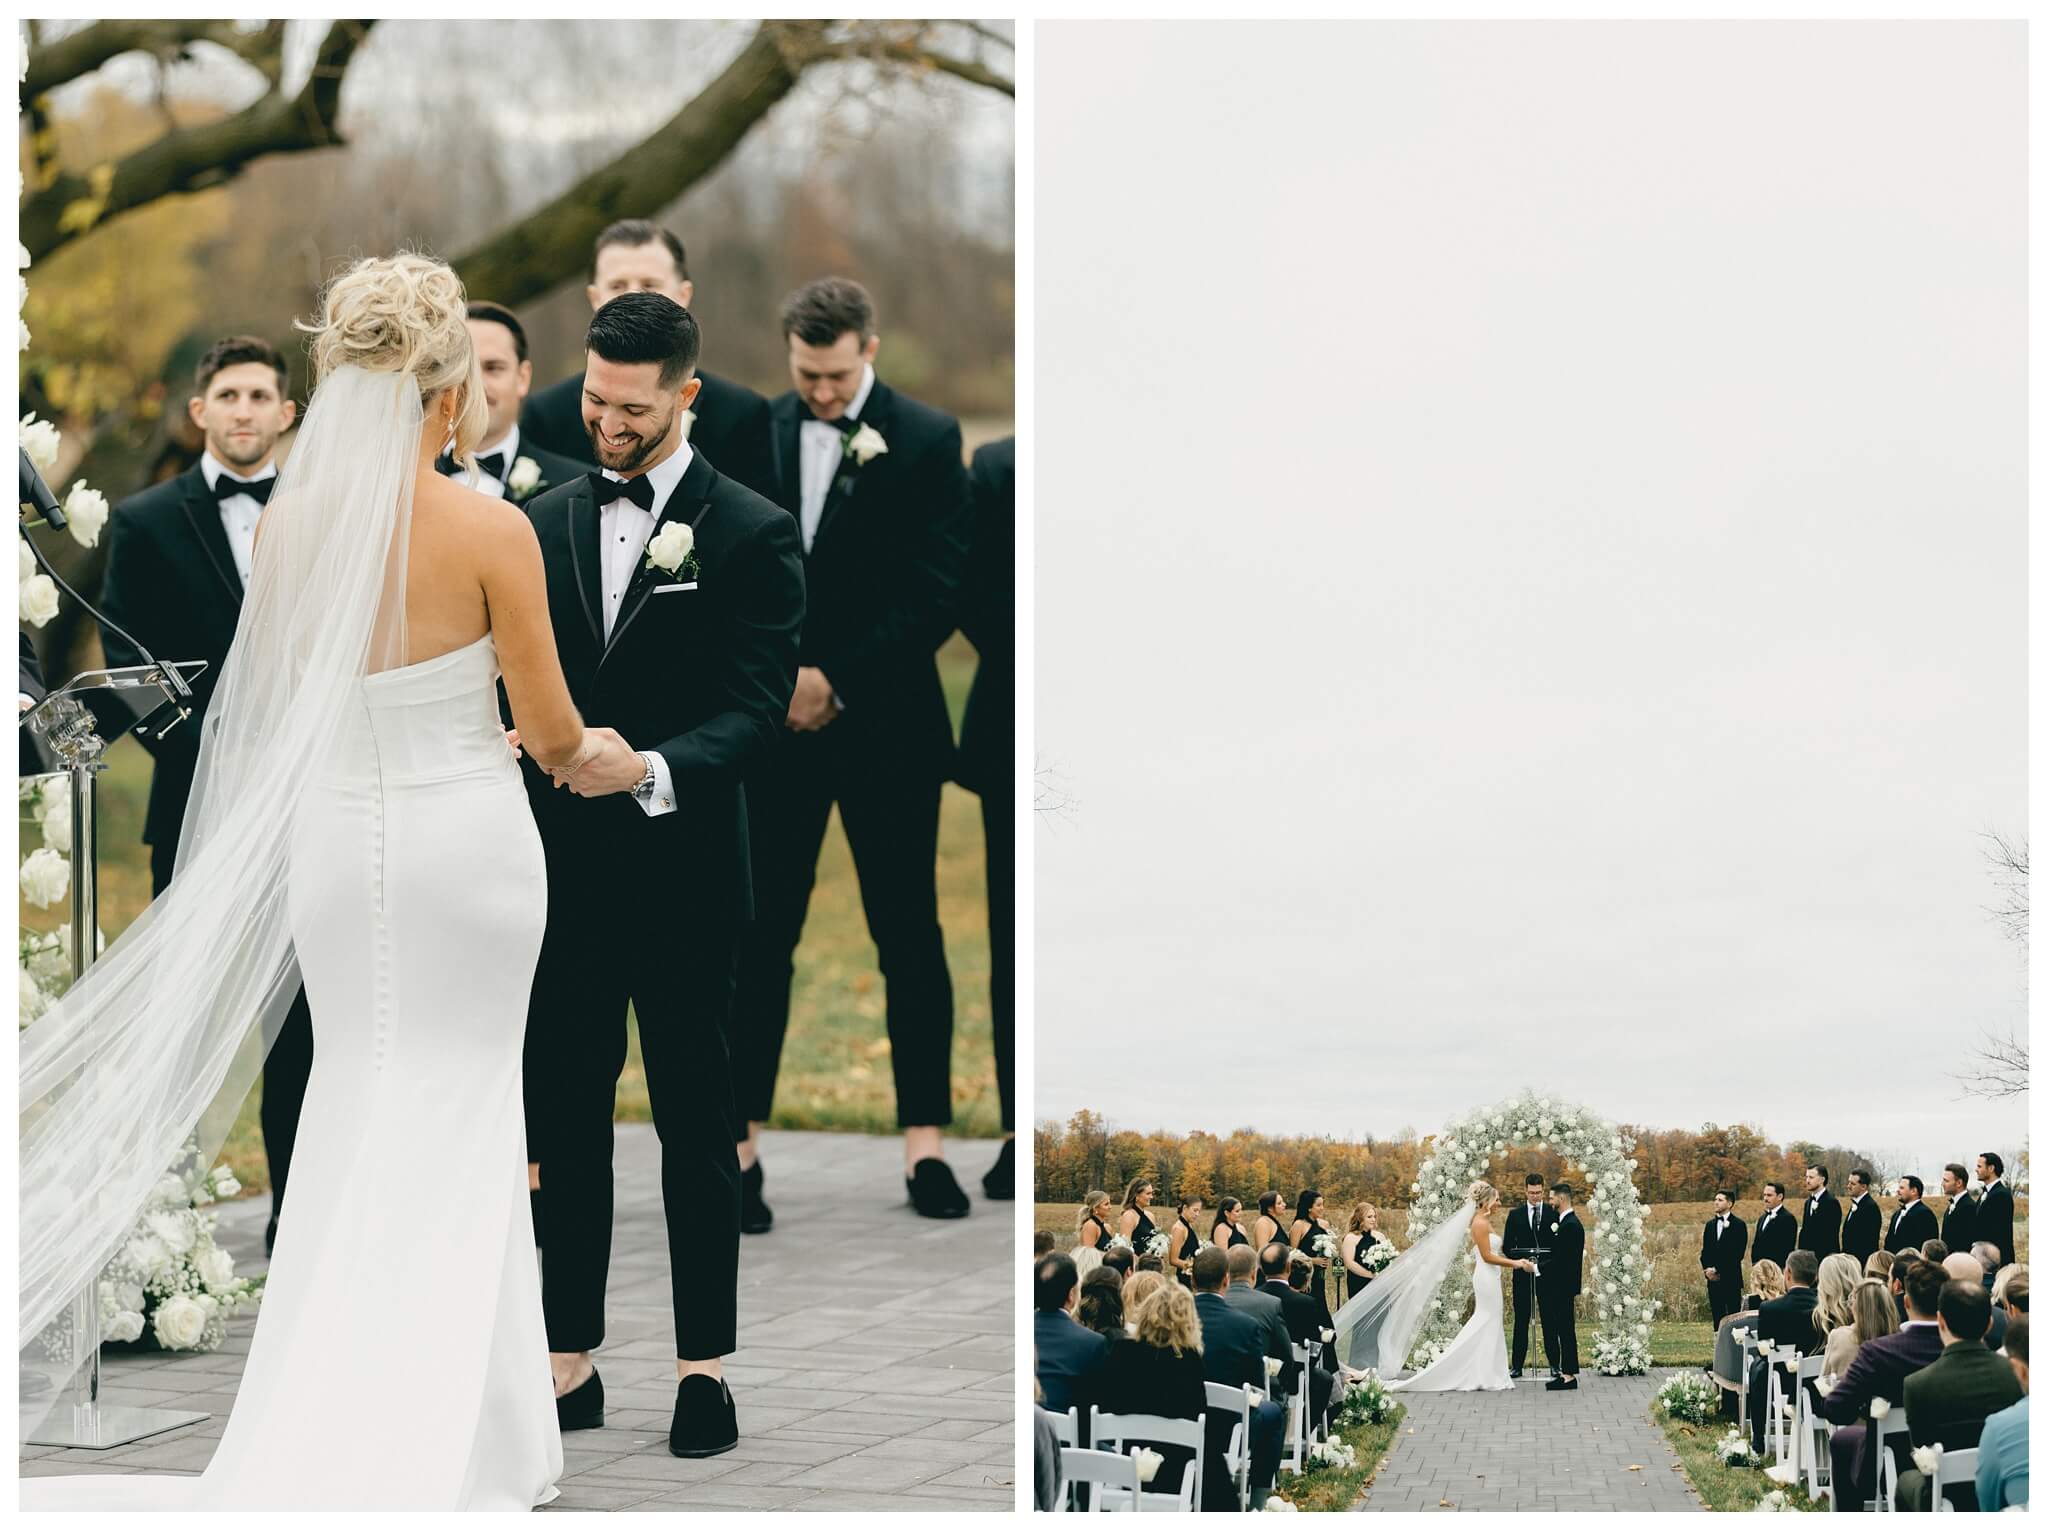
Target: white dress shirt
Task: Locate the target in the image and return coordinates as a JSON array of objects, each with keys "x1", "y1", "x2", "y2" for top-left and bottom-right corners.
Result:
[
  {"x1": 593, "y1": 443, "x2": 693, "y2": 818},
  {"x1": 455, "y1": 424, "x2": 521, "y2": 500},
  {"x1": 199, "y1": 451, "x2": 277, "y2": 587},
  {"x1": 796, "y1": 362, "x2": 874, "y2": 555}
]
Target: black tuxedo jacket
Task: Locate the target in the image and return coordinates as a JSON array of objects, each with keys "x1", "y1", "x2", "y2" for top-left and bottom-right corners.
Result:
[
  {"x1": 953, "y1": 435, "x2": 1013, "y2": 796},
  {"x1": 1501, "y1": 1202, "x2": 1556, "y2": 1265},
  {"x1": 1542, "y1": 1212, "x2": 1585, "y2": 1298},
  {"x1": 765, "y1": 379, "x2": 969, "y2": 779},
  {"x1": 1940, "y1": 1190, "x2": 1977, "y2": 1253},
  {"x1": 1751, "y1": 1205, "x2": 1798, "y2": 1269},
  {"x1": 448, "y1": 438, "x2": 592, "y2": 507},
  {"x1": 1885, "y1": 1200, "x2": 1938, "y2": 1256},
  {"x1": 1843, "y1": 1195, "x2": 1882, "y2": 1264},
  {"x1": 1701, "y1": 1214, "x2": 1748, "y2": 1280},
  {"x1": 518, "y1": 448, "x2": 803, "y2": 926},
  {"x1": 96, "y1": 464, "x2": 246, "y2": 846},
  {"x1": 1259, "y1": 1279, "x2": 1323, "y2": 1390},
  {"x1": 1798, "y1": 1192, "x2": 1842, "y2": 1256},
  {"x1": 523, "y1": 369, "x2": 775, "y2": 504},
  {"x1": 1756, "y1": 1285, "x2": 1822, "y2": 1355},
  {"x1": 1974, "y1": 1182, "x2": 2016, "y2": 1268},
  {"x1": 1194, "y1": 1291, "x2": 1269, "y2": 1392}
]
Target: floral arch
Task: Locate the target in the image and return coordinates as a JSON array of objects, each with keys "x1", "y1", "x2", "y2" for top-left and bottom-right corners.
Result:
[{"x1": 1403, "y1": 1091, "x2": 1657, "y2": 1375}]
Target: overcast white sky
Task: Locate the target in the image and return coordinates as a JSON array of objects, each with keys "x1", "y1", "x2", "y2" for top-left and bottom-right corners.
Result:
[{"x1": 1036, "y1": 21, "x2": 2026, "y2": 1176}]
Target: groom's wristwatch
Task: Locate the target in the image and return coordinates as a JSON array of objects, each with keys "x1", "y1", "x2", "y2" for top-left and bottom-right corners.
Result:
[{"x1": 631, "y1": 751, "x2": 658, "y2": 803}]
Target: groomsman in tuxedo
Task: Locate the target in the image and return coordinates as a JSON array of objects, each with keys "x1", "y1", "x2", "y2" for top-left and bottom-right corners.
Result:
[
  {"x1": 1752, "y1": 1180, "x2": 1798, "y2": 1270},
  {"x1": 1700, "y1": 1190, "x2": 1748, "y2": 1325},
  {"x1": 1940, "y1": 1162, "x2": 1978, "y2": 1253},
  {"x1": 96, "y1": 335, "x2": 311, "y2": 1258},
  {"x1": 444, "y1": 303, "x2": 592, "y2": 507},
  {"x1": 1843, "y1": 1169, "x2": 1883, "y2": 1265},
  {"x1": 1974, "y1": 1153, "x2": 2017, "y2": 1268},
  {"x1": 1541, "y1": 1183, "x2": 1584, "y2": 1390},
  {"x1": 1798, "y1": 1164, "x2": 1842, "y2": 1257},
  {"x1": 520, "y1": 220, "x2": 774, "y2": 500},
  {"x1": 519, "y1": 293, "x2": 804, "y2": 1458},
  {"x1": 733, "y1": 276, "x2": 972, "y2": 1224},
  {"x1": 1502, "y1": 1173, "x2": 1555, "y2": 1377},
  {"x1": 1886, "y1": 1176, "x2": 1940, "y2": 1255},
  {"x1": 957, "y1": 435, "x2": 1015, "y2": 1199}
]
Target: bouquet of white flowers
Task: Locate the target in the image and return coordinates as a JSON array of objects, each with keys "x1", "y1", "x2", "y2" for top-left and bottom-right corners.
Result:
[
  {"x1": 1361, "y1": 1239, "x2": 1397, "y2": 1273},
  {"x1": 1144, "y1": 1233, "x2": 1169, "y2": 1260},
  {"x1": 1338, "y1": 1369, "x2": 1395, "y2": 1426},
  {"x1": 99, "y1": 1157, "x2": 264, "y2": 1353},
  {"x1": 1714, "y1": 1428, "x2": 1762, "y2": 1469},
  {"x1": 1655, "y1": 1370, "x2": 1721, "y2": 1424},
  {"x1": 1108, "y1": 1233, "x2": 1135, "y2": 1254},
  {"x1": 1308, "y1": 1438, "x2": 1358, "y2": 1469},
  {"x1": 1311, "y1": 1233, "x2": 1336, "y2": 1260},
  {"x1": 1754, "y1": 1489, "x2": 1792, "y2": 1513}
]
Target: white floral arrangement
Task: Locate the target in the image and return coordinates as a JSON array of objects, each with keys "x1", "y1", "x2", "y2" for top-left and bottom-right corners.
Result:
[
  {"x1": 1144, "y1": 1233, "x2": 1169, "y2": 1259},
  {"x1": 1107, "y1": 1233, "x2": 1135, "y2": 1253},
  {"x1": 97, "y1": 1159, "x2": 263, "y2": 1352},
  {"x1": 1910, "y1": 1445, "x2": 1944, "y2": 1477},
  {"x1": 1361, "y1": 1238, "x2": 1398, "y2": 1273},
  {"x1": 1311, "y1": 1233, "x2": 1336, "y2": 1260},
  {"x1": 1754, "y1": 1489, "x2": 1792, "y2": 1512},
  {"x1": 17, "y1": 776, "x2": 99, "y2": 1027},
  {"x1": 1406, "y1": 1338, "x2": 1449, "y2": 1373},
  {"x1": 1714, "y1": 1427, "x2": 1763, "y2": 1468},
  {"x1": 1400, "y1": 1091, "x2": 1658, "y2": 1374},
  {"x1": 1261, "y1": 1495, "x2": 1300, "y2": 1512},
  {"x1": 1308, "y1": 1438, "x2": 1358, "y2": 1469},
  {"x1": 1337, "y1": 1369, "x2": 1395, "y2": 1426},
  {"x1": 1655, "y1": 1369, "x2": 1721, "y2": 1424}
]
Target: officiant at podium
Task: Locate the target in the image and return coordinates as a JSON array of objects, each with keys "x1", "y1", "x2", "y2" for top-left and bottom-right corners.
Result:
[
  {"x1": 95, "y1": 335, "x2": 314, "y2": 1256},
  {"x1": 1502, "y1": 1173, "x2": 1556, "y2": 1377}
]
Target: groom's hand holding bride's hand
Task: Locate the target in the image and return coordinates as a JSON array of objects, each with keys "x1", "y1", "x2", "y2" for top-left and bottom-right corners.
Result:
[{"x1": 551, "y1": 727, "x2": 645, "y2": 797}]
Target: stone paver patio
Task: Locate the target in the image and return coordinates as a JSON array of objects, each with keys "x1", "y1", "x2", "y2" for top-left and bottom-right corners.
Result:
[
  {"x1": 1354, "y1": 1369, "x2": 1700, "y2": 1512},
  {"x1": 21, "y1": 1126, "x2": 1016, "y2": 1511}
]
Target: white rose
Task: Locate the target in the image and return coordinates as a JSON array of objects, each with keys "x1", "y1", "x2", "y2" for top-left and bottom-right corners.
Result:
[
  {"x1": 676, "y1": 408, "x2": 696, "y2": 440},
  {"x1": 20, "y1": 411, "x2": 60, "y2": 473},
  {"x1": 846, "y1": 422, "x2": 888, "y2": 465},
  {"x1": 196, "y1": 1245, "x2": 236, "y2": 1294},
  {"x1": 124, "y1": 1234, "x2": 171, "y2": 1279},
  {"x1": 32, "y1": 772, "x2": 67, "y2": 824},
  {"x1": 506, "y1": 456, "x2": 541, "y2": 497},
  {"x1": 19, "y1": 571, "x2": 59, "y2": 627},
  {"x1": 62, "y1": 481, "x2": 108, "y2": 549},
  {"x1": 1868, "y1": 1397, "x2": 1890, "y2": 1419},
  {"x1": 147, "y1": 1209, "x2": 197, "y2": 1255},
  {"x1": 1911, "y1": 1445, "x2": 1941, "y2": 1476},
  {"x1": 1133, "y1": 1447, "x2": 1163, "y2": 1484},
  {"x1": 212, "y1": 1169, "x2": 241, "y2": 1198},
  {"x1": 19, "y1": 845, "x2": 69, "y2": 907},
  {"x1": 150, "y1": 1174, "x2": 187, "y2": 1207},
  {"x1": 17, "y1": 535, "x2": 32, "y2": 581},
  {"x1": 645, "y1": 520, "x2": 694, "y2": 574},
  {"x1": 18, "y1": 965, "x2": 49, "y2": 1023},
  {"x1": 18, "y1": 318, "x2": 28, "y2": 351},
  {"x1": 105, "y1": 1309, "x2": 146, "y2": 1344},
  {"x1": 151, "y1": 1294, "x2": 207, "y2": 1351},
  {"x1": 114, "y1": 1280, "x2": 145, "y2": 1314},
  {"x1": 40, "y1": 801, "x2": 71, "y2": 853}
]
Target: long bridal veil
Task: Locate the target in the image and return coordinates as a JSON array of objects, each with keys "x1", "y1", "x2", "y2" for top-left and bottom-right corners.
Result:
[
  {"x1": 1331, "y1": 1199, "x2": 1478, "y2": 1374},
  {"x1": 18, "y1": 365, "x2": 424, "y2": 1437}
]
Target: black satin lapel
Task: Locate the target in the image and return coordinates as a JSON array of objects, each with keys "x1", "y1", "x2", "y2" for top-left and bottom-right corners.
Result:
[
  {"x1": 566, "y1": 488, "x2": 604, "y2": 647},
  {"x1": 772, "y1": 402, "x2": 801, "y2": 513},
  {"x1": 177, "y1": 474, "x2": 242, "y2": 605},
  {"x1": 602, "y1": 459, "x2": 716, "y2": 661},
  {"x1": 810, "y1": 386, "x2": 893, "y2": 552}
]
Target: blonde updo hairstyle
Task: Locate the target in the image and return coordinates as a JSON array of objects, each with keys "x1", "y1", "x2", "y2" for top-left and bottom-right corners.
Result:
[
  {"x1": 1466, "y1": 1179, "x2": 1500, "y2": 1213},
  {"x1": 300, "y1": 252, "x2": 487, "y2": 465}
]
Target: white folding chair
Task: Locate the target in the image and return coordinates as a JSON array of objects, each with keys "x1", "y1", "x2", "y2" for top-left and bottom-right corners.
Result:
[
  {"x1": 1090, "y1": 1408, "x2": 1205, "y2": 1511},
  {"x1": 1059, "y1": 1445, "x2": 1142, "y2": 1513},
  {"x1": 1279, "y1": 1344, "x2": 1311, "y2": 1474},
  {"x1": 1792, "y1": 1353, "x2": 1830, "y2": 1498},
  {"x1": 1733, "y1": 1330, "x2": 1758, "y2": 1439},
  {"x1": 1930, "y1": 1445, "x2": 1979, "y2": 1513},
  {"x1": 1870, "y1": 1408, "x2": 1910, "y2": 1512},
  {"x1": 1049, "y1": 1405, "x2": 1080, "y2": 1448},
  {"x1": 1204, "y1": 1381, "x2": 1254, "y2": 1512}
]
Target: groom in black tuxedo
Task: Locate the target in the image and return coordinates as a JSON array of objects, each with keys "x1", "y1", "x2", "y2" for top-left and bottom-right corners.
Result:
[
  {"x1": 519, "y1": 292, "x2": 804, "y2": 1459},
  {"x1": 732, "y1": 276, "x2": 972, "y2": 1224},
  {"x1": 1502, "y1": 1173, "x2": 1555, "y2": 1377},
  {"x1": 1541, "y1": 1183, "x2": 1584, "y2": 1389},
  {"x1": 520, "y1": 220, "x2": 775, "y2": 501},
  {"x1": 97, "y1": 335, "x2": 312, "y2": 1259}
]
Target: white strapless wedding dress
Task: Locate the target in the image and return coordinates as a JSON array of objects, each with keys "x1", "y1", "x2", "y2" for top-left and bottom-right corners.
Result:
[
  {"x1": 23, "y1": 634, "x2": 563, "y2": 1510},
  {"x1": 1387, "y1": 1235, "x2": 1514, "y2": 1393}
]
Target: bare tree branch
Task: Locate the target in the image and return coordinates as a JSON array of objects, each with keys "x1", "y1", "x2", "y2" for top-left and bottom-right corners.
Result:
[
  {"x1": 21, "y1": 18, "x2": 282, "y2": 100},
  {"x1": 1956, "y1": 1029, "x2": 2029, "y2": 1100},
  {"x1": 1983, "y1": 829, "x2": 2029, "y2": 951},
  {"x1": 21, "y1": 21, "x2": 373, "y2": 263},
  {"x1": 803, "y1": 23, "x2": 1017, "y2": 97},
  {"x1": 1955, "y1": 829, "x2": 2028, "y2": 1099}
]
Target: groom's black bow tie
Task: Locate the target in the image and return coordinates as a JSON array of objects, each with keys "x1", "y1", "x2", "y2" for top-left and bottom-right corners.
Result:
[
  {"x1": 437, "y1": 451, "x2": 507, "y2": 482},
  {"x1": 588, "y1": 472, "x2": 657, "y2": 513},
  {"x1": 799, "y1": 405, "x2": 858, "y2": 433},
  {"x1": 212, "y1": 473, "x2": 273, "y2": 507}
]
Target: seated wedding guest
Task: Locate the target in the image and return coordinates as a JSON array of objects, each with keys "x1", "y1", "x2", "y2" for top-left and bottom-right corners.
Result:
[
  {"x1": 1895, "y1": 1279, "x2": 2024, "y2": 1510},
  {"x1": 1884, "y1": 1175, "x2": 1938, "y2": 1255},
  {"x1": 1712, "y1": 1267, "x2": 1778, "y2": 1415},
  {"x1": 1259, "y1": 1245, "x2": 1326, "y2": 1424},
  {"x1": 1073, "y1": 1246, "x2": 1103, "y2": 1284},
  {"x1": 1975, "y1": 1315, "x2": 2029, "y2": 1511},
  {"x1": 1748, "y1": 1250, "x2": 1823, "y2": 1451},
  {"x1": 1921, "y1": 1238, "x2": 1949, "y2": 1264},
  {"x1": 1889, "y1": 1249, "x2": 1922, "y2": 1323},
  {"x1": 1287, "y1": 1254, "x2": 1343, "y2": 1425},
  {"x1": 1168, "y1": 1194, "x2": 1205, "y2": 1290},
  {"x1": 1099, "y1": 1244, "x2": 1135, "y2": 1283},
  {"x1": 1946, "y1": 1252, "x2": 2008, "y2": 1350},
  {"x1": 1119, "y1": 1178, "x2": 1162, "y2": 1256},
  {"x1": 1865, "y1": 1248, "x2": 1895, "y2": 1283},
  {"x1": 1999, "y1": 1273, "x2": 2028, "y2": 1319},
  {"x1": 1825, "y1": 1277, "x2": 1900, "y2": 1381},
  {"x1": 1135, "y1": 1254, "x2": 1166, "y2": 1276},
  {"x1": 1076, "y1": 1190, "x2": 1114, "y2": 1252},
  {"x1": 1123, "y1": 1270, "x2": 1169, "y2": 1318},
  {"x1": 1034, "y1": 1252, "x2": 1110, "y2": 1415},
  {"x1": 1097, "y1": 1279, "x2": 1206, "y2": 1500},
  {"x1": 1252, "y1": 1192, "x2": 1286, "y2": 1252},
  {"x1": 1077, "y1": 1267, "x2": 1127, "y2": 1345},
  {"x1": 1341, "y1": 1202, "x2": 1390, "y2": 1302},
  {"x1": 1822, "y1": 1257, "x2": 1949, "y2": 1513},
  {"x1": 1224, "y1": 1245, "x2": 1294, "y2": 1400},
  {"x1": 1034, "y1": 1231, "x2": 1056, "y2": 1258},
  {"x1": 1212, "y1": 1197, "x2": 1251, "y2": 1252},
  {"x1": 1191, "y1": 1247, "x2": 1284, "y2": 1510},
  {"x1": 1973, "y1": 1240, "x2": 2004, "y2": 1292},
  {"x1": 1746, "y1": 1258, "x2": 1787, "y2": 1311},
  {"x1": 1813, "y1": 1253, "x2": 1863, "y2": 1356},
  {"x1": 1033, "y1": 1381, "x2": 1065, "y2": 1512}
]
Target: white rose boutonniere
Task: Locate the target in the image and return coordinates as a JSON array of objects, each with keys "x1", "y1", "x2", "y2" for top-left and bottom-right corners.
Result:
[
  {"x1": 62, "y1": 481, "x2": 108, "y2": 549},
  {"x1": 677, "y1": 408, "x2": 696, "y2": 441},
  {"x1": 19, "y1": 571, "x2": 59, "y2": 628},
  {"x1": 645, "y1": 521, "x2": 697, "y2": 579},
  {"x1": 506, "y1": 456, "x2": 542, "y2": 499},
  {"x1": 845, "y1": 422, "x2": 888, "y2": 466}
]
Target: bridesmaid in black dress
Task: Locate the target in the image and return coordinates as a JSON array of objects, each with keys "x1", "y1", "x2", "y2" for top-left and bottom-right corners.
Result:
[
  {"x1": 1252, "y1": 1191, "x2": 1286, "y2": 1253},
  {"x1": 1290, "y1": 1188, "x2": 1337, "y2": 1319},
  {"x1": 1211, "y1": 1197, "x2": 1251, "y2": 1252},
  {"x1": 1075, "y1": 1189, "x2": 1113, "y2": 1253},
  {"x1": 1340, "y1": 1200, "x2": 1390, "y2": 1301},
  {"x1": 1118, "y1": 1177, "x2": 1161, "y2": 1258},
  {"x1": 1167, "y1": 1195, "x2": 1204, "y2": 1289}
]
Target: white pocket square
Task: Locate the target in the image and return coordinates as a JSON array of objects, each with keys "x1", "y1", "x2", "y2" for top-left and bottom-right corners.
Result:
[{"x1": 652, "y1": 582, "x2": 697, "y2": 594}]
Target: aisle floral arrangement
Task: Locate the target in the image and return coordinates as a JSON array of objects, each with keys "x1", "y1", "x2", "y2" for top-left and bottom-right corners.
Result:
[{"x1": 98, "y1": 1159, "x2": 265, "y2": 1352}]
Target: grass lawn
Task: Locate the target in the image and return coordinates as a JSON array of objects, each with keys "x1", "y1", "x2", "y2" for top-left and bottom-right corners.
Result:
[
  {"x1": 1277, "y1": 1402, "x2": 1406, "y2": 1511},
  {"x1": 29, "y1": 636, "x2": 1000, "y2": 1193},
  {"x1": 1653, "y1": 1400, "x2": 1825, "y2": 1512}
]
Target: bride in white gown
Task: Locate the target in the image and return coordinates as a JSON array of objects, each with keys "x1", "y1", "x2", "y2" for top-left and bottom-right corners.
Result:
[
  {"x1": 21, "y1": 254, "x2": 603, "y2": 1508},
  {"x1": 1330, "y1": 1180, "x2": 1535, "y2": 1394}
]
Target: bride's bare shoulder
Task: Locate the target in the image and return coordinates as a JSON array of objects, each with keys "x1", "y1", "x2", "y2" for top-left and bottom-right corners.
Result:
[{"x1": 415, "y1": 475, "x2": 535, "y2": 550}]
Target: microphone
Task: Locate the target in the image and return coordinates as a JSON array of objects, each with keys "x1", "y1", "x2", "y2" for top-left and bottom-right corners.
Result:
[{"x1": 20, "y1": 448, "x2": 65, "y2": 529}]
